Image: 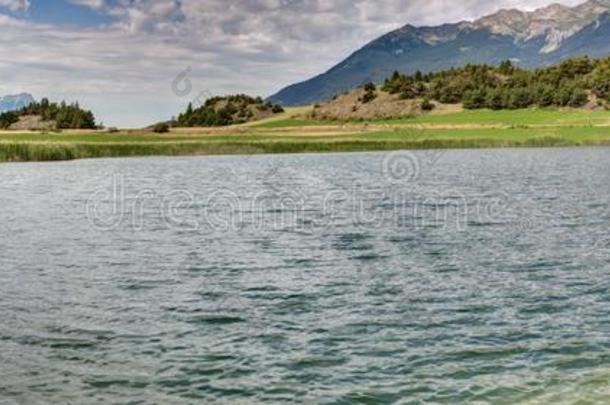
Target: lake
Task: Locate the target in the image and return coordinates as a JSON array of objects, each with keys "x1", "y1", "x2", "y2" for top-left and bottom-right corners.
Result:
[{"x1": 1, "y1": 148, "x2": 610, "y2": 403}]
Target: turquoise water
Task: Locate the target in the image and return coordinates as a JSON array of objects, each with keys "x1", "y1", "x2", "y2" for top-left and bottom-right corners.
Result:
[{"x1": 1, "y1": 149, "x2": 610, "y2": 403}]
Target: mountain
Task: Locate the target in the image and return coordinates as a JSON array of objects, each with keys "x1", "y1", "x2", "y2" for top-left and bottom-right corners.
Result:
[
  {"x1": 0, "y1": 93, "x2": 35, "y2": 113},
  {"x1": 268, "y1": 0, "x2": 610, "y2": 106}
]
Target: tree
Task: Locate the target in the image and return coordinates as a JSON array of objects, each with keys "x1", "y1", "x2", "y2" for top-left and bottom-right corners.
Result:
[
  {"x1": 363, "y1": 82, "x2": 376, "y2": 92},
  {"x1": 485, "y1": 89, "x2": 506, "y2": 110},
  {"x1": 536, "y1": 85, "x2": 555, "y2": 107},
  {"x1": 325, "y1": 55, "x2": 610, "y2": 112},
  {"x1": 555, "y1": 85, "x2": 574, "y2": 106},
  {"x1": 499, "y1": 60, "x2": 515, "y2": 75},
  {"x1": 0, "y1": 111, "x2": 18, "y2": 129},
  {"x1": 569, "y1": 88, "x2": 588, "y2": 107},
  {"x1": 463, "y1": 88, "x2": 487, "y2": 109},
  {"x1": 361, "y1": 83, "x2": 377, "y2": 104},
  {"x1": 507, "y1": 88, "x2": 534, "y2": 109}
]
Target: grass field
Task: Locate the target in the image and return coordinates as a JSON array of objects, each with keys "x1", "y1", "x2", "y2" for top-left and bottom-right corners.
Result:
[
  {"x1": 1, "y1": 108, "x2": 610, "y2": 162},
  {"x1": 256, "y1": 108, "x2": 610, "y2": 128}
]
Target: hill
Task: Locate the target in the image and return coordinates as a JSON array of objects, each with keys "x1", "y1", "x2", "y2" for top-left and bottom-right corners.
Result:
[
  {"x1": 0, "y1": 98, "x2": 96, "y2": 130},
  {"x1": 174, "y1": 95, "x2": 284, "y2": 127},
  {"x1": 268, "y1": 0, "x2": 610, "y2": 106},
  {"x1": 311, "y1": 56, "x2": 610, "y2": 120}
]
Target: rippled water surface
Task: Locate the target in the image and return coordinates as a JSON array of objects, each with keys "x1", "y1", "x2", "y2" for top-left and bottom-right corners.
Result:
[{"x1": 2, "y1": 149, "x2": 610, "y2": 404}]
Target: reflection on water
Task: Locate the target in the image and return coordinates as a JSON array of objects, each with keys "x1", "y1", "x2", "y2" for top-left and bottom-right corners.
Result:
[{"x1": 1, "y1": 148, "x2": 610, "y2": 403}]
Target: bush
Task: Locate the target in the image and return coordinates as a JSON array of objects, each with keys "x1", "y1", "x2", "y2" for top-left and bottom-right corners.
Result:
[
  {"x1": 360, "y1": 82, "x2": 377, "y2": 104},
  {"x1": 421, "y1": 98, "x2": 435, "y2": 111},
  {"x1": 536, "y1": 85, "x2": 555, "y2": 107},
  {"x1": 153, "y1": 123, "x2": 170, "y2": 133},
  {"x1": 507, "y1": 88, "x2": 534, "y2": 109},
  {"x1": 463, "y1": 89, "x2": 487, "y2": 109},
  {"x1": 569, "y1": 88, "x2": 588, "y2": 107},
  {"x1": 361, "y1": 91, "x2": 377, "y2": 104},
  {"x1": 486, "y1": 89, "x2": 506, "y2": 110},
  {"x1": 363, "y1": 82, "x2": 376, "y2": 92}
]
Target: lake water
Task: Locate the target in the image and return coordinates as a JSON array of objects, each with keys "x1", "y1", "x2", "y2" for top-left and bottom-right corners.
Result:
[{"x1": 1, "y1": 148, "x2": 610, "y2": 404}]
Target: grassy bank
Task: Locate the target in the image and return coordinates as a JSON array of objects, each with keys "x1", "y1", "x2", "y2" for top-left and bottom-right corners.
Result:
[
  {"x1": 256, "y1": 108, "x2": 610, "y2": 128},
  {"x1": 1, "y1": 109, "x2": 610, "y2": 162}
]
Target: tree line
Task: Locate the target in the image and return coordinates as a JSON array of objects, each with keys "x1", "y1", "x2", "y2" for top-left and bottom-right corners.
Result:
[
  {"x1": 0, "y1": 98, "x2": 96, "y2": 129},
  {"x1": 380, "y1": 56, "x2": 610, "y2": 110},
  {"x1": 175, "y1": 94, "x2": 284, "y2": 127}
]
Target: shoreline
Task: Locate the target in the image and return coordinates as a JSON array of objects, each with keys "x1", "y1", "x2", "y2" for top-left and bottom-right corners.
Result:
[
  {"x1": 2, "y1": 109, "x2": 610, "y2": 163},
  {"x1": 2, "y1": 134, "x2": 610, "y2": 163}
]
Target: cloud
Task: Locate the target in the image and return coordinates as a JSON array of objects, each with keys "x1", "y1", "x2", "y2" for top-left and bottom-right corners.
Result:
[
  {"x1": 66, "y1": 0, "x2": 104, "y2": 10},
  {"x1": 0, "y1": 0, "x2": 29, "y2": 11},
  {"x1": 0, "y1": 0, "x2": 590, "y2": 126}
]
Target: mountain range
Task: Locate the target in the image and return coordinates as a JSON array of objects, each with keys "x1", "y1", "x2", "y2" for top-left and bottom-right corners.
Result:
[
  {"x1": 269, "y1": 0, "x2": 610, "y2": 106},
  {"x1": 0, "y1": 93, "x2": 35, "y2": 114}
]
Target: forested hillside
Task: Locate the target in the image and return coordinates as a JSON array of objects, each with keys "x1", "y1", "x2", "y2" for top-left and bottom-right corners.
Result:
[
  {"x1": 0, "y1": 98, "x2": 96, "y2": 130},
  {"x1": 381, "y1": 56, "x2": 610, "y2": 110},
  {"x1": 176, "y1": 95, "x2": 284, "y2": 127}
]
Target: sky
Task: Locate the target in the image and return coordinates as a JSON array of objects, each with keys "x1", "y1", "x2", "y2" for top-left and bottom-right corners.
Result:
[{"x1": 0, "y1": 0, "x2": 588, "y2": 127}]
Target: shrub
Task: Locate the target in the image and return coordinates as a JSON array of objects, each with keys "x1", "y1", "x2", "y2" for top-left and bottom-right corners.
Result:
[
  {"x1": 486, "y1": 89, "x2": 506, "y2": 110},
  {"x1": 361, "y1": 91, "x2": 377, "y2": 104},
  {"x1": 153, "y1": 122, "x2": 170, "y2": 133},
  {"x1": 463, "y1": 89, "x2": 487, "y2": 109},
  {"x1": 360, "y1": 82, "x2": 377, "y2": 104},
  {"x1": 363, "y1": 82, "x2": 376, "y2": 92},
  {"x1": 360, "y1": 83, "x2": 377, "y2": 104},
  {"x1": 421, "y1": 98, "x2": 435, "y2": 111},
  {"x1": 569, "y1": 88, "x2": 588, "y2": 107},
  {"x1": 507, "y1": 88, "x2": 534, "y2": 109}
]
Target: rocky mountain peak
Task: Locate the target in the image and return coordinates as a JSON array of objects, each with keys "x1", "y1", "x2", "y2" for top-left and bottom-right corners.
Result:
[{"x1": 471, "y1": 0, "x2": 610, "y2": 53}]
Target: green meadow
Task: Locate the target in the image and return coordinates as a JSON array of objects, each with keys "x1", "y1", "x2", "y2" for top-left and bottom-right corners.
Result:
[
  {"x1": 255, "y1": 108, "x2": 610, "y2": 128},
  {"x1": 1, "y1": 108, "x2": 610, "y2": 162},
  {"x1": 381, "y1": 108, "x2": 610, "y2": 126}
]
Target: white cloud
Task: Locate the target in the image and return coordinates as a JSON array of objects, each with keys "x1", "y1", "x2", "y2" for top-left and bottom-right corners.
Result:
[
  {"x1": 0, "y1": 0, "x2": 29, "y2": 11},
  {"x1": 66, "y1": 0, "x2": 104, "y2": 10},
  {"x1": 0, "y1": 0, "x2": 591, "y2": 126}
]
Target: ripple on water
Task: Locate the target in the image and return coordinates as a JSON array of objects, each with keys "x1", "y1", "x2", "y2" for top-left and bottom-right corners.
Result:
[{"x1": 2, "y1": 149, "x2": 610, "y2": 403}]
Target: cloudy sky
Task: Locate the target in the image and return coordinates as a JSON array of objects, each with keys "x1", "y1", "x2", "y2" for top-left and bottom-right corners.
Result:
[{"x1": 0, "y1": 0, "x2": 587, "y2": 127}]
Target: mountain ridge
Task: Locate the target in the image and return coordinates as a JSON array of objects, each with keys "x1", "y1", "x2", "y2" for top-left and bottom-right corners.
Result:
[
  {"x1": 269, "y1": 0, "x2": 610, "y2": 106},
  {"x1": 0, "y1": 93, "x2": 35, "y2": 113}
]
